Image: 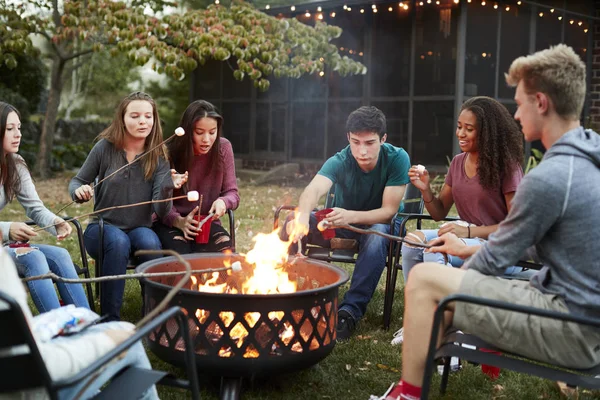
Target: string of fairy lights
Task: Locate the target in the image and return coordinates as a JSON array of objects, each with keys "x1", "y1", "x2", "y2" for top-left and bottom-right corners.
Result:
[{"x1": 209, "y1": 0, "x2": 592, "y2": 74}]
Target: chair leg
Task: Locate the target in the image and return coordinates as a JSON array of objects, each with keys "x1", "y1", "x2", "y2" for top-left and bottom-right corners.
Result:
[
  {"x1": 440, "y1": 357, "x2": 451, "y2": 394},
  {"x1": 383, "y1": 263, "x2": 394, "y2": 330},
  {"x1": 383, "y1": 263, "x2": 401, "y2": 330},
  {"x1": 82, "y1": 268, "x2": 96, "y2": 314}
]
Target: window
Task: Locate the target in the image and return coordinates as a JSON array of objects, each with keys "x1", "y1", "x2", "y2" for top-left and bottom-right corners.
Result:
[
  {"x1": 291, "y1": 102, "x2": 326, "y2": 159},
  {"x1": 221, "y1": 103, "x2": 250, "y2": 154},
  {"x1": 412, "y1": 101, "x2": 454, "y2": 166},
  {"x1": 414, "y1": 4, "x2": 458, "y2": 96},
  {"x1": 465, "y1": 2, "x2": 498, "y2": 97},
  {"x1": 371, "y1": 6, "x2": 411, "y2": 97},
  {"x1": 498, "y1": 5, "x2": 531, "y2": 99}
]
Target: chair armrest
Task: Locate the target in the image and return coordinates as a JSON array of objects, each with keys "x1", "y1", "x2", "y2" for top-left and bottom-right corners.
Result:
[
  {"x1": 273, "y1": 205, "x2": 298, "y2": 230},
  {"x1": 226, "y1": 209, "x2": 236, "y2": 252},
  {"x1": 53, "y1": 306, "x2": 188, "y2": 388},
  {"x1": 423, "y1": 293, "x2": 600, "y2": 389}
]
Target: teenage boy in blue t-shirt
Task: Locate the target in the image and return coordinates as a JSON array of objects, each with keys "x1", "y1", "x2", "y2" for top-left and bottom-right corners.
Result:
[{"x1": 282, "y1": 106, "x2": 411, "y2": 341}]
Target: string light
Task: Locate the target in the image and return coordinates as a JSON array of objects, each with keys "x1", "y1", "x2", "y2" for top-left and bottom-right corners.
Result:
[
  {"x1": 343, "y1": 4, "x2": 347, "y2": 9},
  {"x1": 319, "y1": 71, "x2": 325, "y2": 77},
  {"x1": 558, "y1": 16, "x2": 562, "y2": 20},
  {"x1": 360, "y1": 8, "x2": 364, "y2": 13},
  {"x1": 584, "y1": 28, "x2": 589, "y2": 33},
  {"x1": 388, "y1": 6, "x2": 393, "y2": 11},
  {"x1": 517, "y1": 1, "x2": 521, "y2": 4},
  {"x1": 481, "y1": 1, "x2": 486, "y2": 6},
  {"x1": 505, "y1": 6, "x2": 509, "y2": 11},
  {"x1": 454, "y1": 0, "x2": 459, "y2": 3},
  {"x1": 578, "y1": 21, "x2": 583, "y2": 26},
  {"x1": 539, "y1": 12, "x2": 543, "y2": 17},
  {"x1": 214, "y1": 0, "x2": 219, "y2": 4},
  {"x1": 331, "y1": 11, "x2": 336, "y2": 17},
  {"x1": 373, "y1": 8, "x2": 378, "y2": 12},
  {"x1": 347, "y1": 7, "x2": 351, "y2": 11},
  {"x1": 290, "y1": 5, "x2": 295, "y2": 10},
  {"x1": 317, "y1": 13, "x2": 323, "y2": 19},
  {"x1": 372, "y1": 4, "x2": 376, "y2": 9},
  {"x1": 359, "y1": 52, "x2": 363, "y2": 56},
  {"x1": 436, "y1": 1, "x2": 440, "y2": 4},
  {"x1": 317, "y1": 6, "x2": 322, "y2": 11},
  {"x1": 265, "y1": 4, "x2": 270, "y2": 9},
  {"x1": 550, "y1": 8, "x2": 554, "y2": 13},
  {"x1": 305, "y1": 11, "x2": 310, "y2": 17},
  {"x1": 427, "y1": 0, "x2": 431, "y2": 3},
  {"x1": 493, "y1": 3, "x2": 498, "y2": 9},
  {"x1": 569, "y1": 19, "x2": 574, "y2": 24},
  {"x1": 419, "y1": 2, "x2": 423, "y2": 6}
]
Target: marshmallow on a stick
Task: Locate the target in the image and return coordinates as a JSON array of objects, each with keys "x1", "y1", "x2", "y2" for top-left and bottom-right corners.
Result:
[
  {"x1": 317, "y1": 220, "x2": 329, "y2": 232},
  {"x1": 175, "y1": 127, "x2": 185, "y2": 136},
  {"x1": 187, "y1": 191, "x2": 199, "y2": 201}
]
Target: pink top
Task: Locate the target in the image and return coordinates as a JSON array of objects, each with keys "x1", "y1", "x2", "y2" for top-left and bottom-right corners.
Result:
[
  {"x1": 162, "y1": 137, "x2": 240, "y2": 227},
  {"x1": 445, "y1": 152, "x2": 523, "y2": 226}
]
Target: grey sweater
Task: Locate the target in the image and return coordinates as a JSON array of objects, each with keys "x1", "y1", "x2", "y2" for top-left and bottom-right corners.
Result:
[
  {"x1": 0, "y1": 156, "x2": 58, "y2": 242},
  {"x1": 465, "y1": 127, "x2": 600, "y2": 318},
  {"x1": 68, "y1": 139, "x2": 174, "y2": 231}
]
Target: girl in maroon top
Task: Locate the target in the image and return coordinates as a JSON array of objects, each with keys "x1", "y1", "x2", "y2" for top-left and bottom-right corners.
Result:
[{"x1": 154, "y1": 100, "x2": 240, "y2": 253}]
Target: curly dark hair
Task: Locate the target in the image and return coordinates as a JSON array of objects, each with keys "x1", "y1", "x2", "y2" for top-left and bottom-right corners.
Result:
[{"x1": 461, "y1": 96, "x2": 523, "y2": 190}]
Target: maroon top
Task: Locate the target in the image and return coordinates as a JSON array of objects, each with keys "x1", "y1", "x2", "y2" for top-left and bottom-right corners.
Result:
[
  {"x1": 445, "y1": 152, "x2": 523, "y2": 226},
  {"x1": 162, "y1": 137, "x2": 240, "y2": 227}
]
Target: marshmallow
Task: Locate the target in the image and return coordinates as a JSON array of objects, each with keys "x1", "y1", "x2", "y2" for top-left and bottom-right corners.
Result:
[
  {"x1": 317, "y1": 220, "x2": 328, "y2": 232},
  {"x1": 230, "y1": 261, "x2": 242, "y2": 272},
  {"x1": 416, "y1": 164, "x2": 426, "y2": 174},
  {"x1": 187, "y1": 191, "x2": 199, "y2": 201},
  {"x1": 175, "y1": 127, "x2": 185, "y2": 136}
]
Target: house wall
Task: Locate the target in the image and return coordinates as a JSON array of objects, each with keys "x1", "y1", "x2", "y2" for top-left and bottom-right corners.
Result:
[{"x1": 192, "y1": 0, "x2": 599, "y2": 169}]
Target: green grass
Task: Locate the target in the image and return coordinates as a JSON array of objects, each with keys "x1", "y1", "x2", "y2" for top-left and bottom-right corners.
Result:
[{"x1": 2, "y1": 173, "x2": 598, "y2": 399}]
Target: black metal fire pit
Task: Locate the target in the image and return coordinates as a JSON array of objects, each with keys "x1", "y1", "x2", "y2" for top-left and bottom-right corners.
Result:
[{"x1": 137, "y1": 253, "x2": 349, "y2": 400}]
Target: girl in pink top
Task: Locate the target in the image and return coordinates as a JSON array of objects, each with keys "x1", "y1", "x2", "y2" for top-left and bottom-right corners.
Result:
[
  {"x1": 154, "y1": 100, "x2": 240, "y2": 254},
  {"x1": 392, "y1": 96, "x2": 529, "y2": 346}
]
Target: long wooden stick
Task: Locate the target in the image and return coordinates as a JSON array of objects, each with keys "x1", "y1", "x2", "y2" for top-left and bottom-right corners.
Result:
[
  {"x1": 55, "y1": 133, "x2": 179, "y2": 216},
  {"x1": 35, "y1": 194, "x2": 189, "y2": 232},
  {"x1": 321, "y1": 221, "x2": 432, "y2": 248}
]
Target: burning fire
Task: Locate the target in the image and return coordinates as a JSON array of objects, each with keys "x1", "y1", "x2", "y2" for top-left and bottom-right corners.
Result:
[{"x1": 190, "y1": 222, "x2": 317, "y2": 358}]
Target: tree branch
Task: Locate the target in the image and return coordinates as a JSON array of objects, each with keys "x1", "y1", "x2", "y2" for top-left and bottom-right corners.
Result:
[{"x1": 63, "y1": 47, "x2": 95, "y2": 62}]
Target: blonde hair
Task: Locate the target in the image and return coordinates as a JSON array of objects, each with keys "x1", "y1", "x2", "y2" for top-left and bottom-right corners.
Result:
[
  {"x1": 505, "y1": 44, "x2": 586, "y2": 120},
  {"x1": 98, "y1": 92, "x2": 168, "y2": 180}
]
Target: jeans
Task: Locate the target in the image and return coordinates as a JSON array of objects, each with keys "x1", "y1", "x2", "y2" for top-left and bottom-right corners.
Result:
[
  {"x1": 7, "y1": 244, "x2": 90, "y2": 313},
  {"x1": 84, "y1": 224, "x2": 162, "y2": 321},
  {"x1": 401, "y1": 229, "x2": 536, "y2": 282},
  {"x1": 282, "y1": 213, "x2": 390, "y2": 322},
  {"x1": 55, "y1": 321, "x2": 159, "y2": 400}
]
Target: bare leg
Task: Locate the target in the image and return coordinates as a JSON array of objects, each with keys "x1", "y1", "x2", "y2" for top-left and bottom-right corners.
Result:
[{"x1": 401, "y1": 262, "x2": 466, "y2": 386}]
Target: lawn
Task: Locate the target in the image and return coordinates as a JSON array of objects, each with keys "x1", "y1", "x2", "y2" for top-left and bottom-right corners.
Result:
[{"x1": 1, "y1": 172, "x2": 596, "y2": 400}]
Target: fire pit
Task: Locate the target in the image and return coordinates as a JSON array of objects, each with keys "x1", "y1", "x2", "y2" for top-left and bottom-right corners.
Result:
[{"x1": 137, "y1": 251, "x2": 349, "y2": 399}]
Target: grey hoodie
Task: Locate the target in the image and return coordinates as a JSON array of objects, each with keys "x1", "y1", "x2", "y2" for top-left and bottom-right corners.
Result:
[{"x1": 465, "y1": 127, "x2": 600, "y2": 318}]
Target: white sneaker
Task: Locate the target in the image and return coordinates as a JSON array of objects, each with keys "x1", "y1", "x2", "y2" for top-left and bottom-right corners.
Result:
[{"x1": 391, "y1": 327, "x2": 404, "y2": 346}]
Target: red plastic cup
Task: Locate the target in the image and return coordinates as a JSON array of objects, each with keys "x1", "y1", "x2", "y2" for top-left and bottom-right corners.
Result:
[
  {"x1": 480, "y1": 348, "x2": 501, "y2": 379},
  {"x1": 193, "y1": 215, "x2": 213, "y2": 244},
  {"x1": 315, "y1": 208, "x2": 335, "y2": 240}
]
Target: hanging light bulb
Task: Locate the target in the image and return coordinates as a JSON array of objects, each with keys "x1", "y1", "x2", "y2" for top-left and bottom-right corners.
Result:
[
  {"x1": 493, "y1": 3, "x2": 498, "y2": 9},
  {"x1": 319, "y1": 71, "x2": 325, "y2": 77},
  {"x1": 343, "y1": 4, "x2": 347, "y2": 9},
  {"x1": 265, "y1": 4, "x2": 270, "y2": 9},
  {"x1": 388, "y1": 6, "x2": 393, "y2": 11},
  {"x1": 305, "y1": 11, "x2": 310, "y2": 17},
  {"x1": 372, "y1": 4, "x2": 376, "y2": 9},
  {"x1": 360, "y1": 8, "x2": 365, "y2": 13},
  {"x1": 539, "y1": 12, "x2": 544, "y2": 17},
  {"x1": 373, "y1": 8, "x2": 378, "y2": 12},
  {"x1": 317, "y1": 13, "x2": 323, "y2": 19},
  {"x1": 454, "y1": 0, "x2": 459, "y2": 3},
  {"x1": 517, "y1": 1, "x2": 521, "y2": 4},
  {"x1": 578, "y1": 21, "x2": 583, "y2": 26},
  {"x1": 291, "y1": 5, "x2": 296, "y2": 11},
  {"x1": 558, "y1": 16, "x2": 562, "y2": 20},
  {"x1": 505, "y1": 6, "x2": 509, "y2": 11},
  {"x1": 570, "y1": 19, "x2": 574, "y2": 24},
  {"x1": 481, "y1": 1, "x2": 486, "y2": 5},
  {"x1": 584, "y1": 28, "x2": 589, "y2": 33},
  {"x1": 331, "y1": 11, "x2": 336, "y2": 17},
  {"x1": 317, "y1": 6, "x2": 322, "y2": 11}
]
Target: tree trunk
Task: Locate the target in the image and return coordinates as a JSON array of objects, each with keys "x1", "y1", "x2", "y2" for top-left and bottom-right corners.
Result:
[{"x1": 35, "y1": 56, "x2": 65, "y2": 178}]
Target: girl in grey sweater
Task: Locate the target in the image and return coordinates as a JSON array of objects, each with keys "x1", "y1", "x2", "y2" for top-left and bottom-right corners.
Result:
[{"x1": 69, "y1": 92, "x2": 187, "y2": 321}]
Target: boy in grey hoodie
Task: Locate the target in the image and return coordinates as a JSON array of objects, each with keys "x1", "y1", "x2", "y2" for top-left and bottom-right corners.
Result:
[{"x1": 381, "y1": 44, "x2": 600, "y2": 400}]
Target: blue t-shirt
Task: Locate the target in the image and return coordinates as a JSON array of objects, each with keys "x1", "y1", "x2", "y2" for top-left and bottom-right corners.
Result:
[{"x1": 317, "y1": 143, "x2": 411, "y2": 212}]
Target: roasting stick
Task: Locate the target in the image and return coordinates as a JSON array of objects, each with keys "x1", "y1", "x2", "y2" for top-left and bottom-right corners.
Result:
[
  {"x1": 198, "y1": 212, "x2": 215, "y2": 230},
  {"x1": 55, "y1": 127, "x2": 186, "y2": 216},
  {"x1": 318, "y1": 220, "x2": 450, "y2": 263},
  {"x1": 317, "y1": 220, "x2": 432, "y2": 248},
  {"x1": 34, "y1": 191, "x2": 200, "y2": 232}
]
